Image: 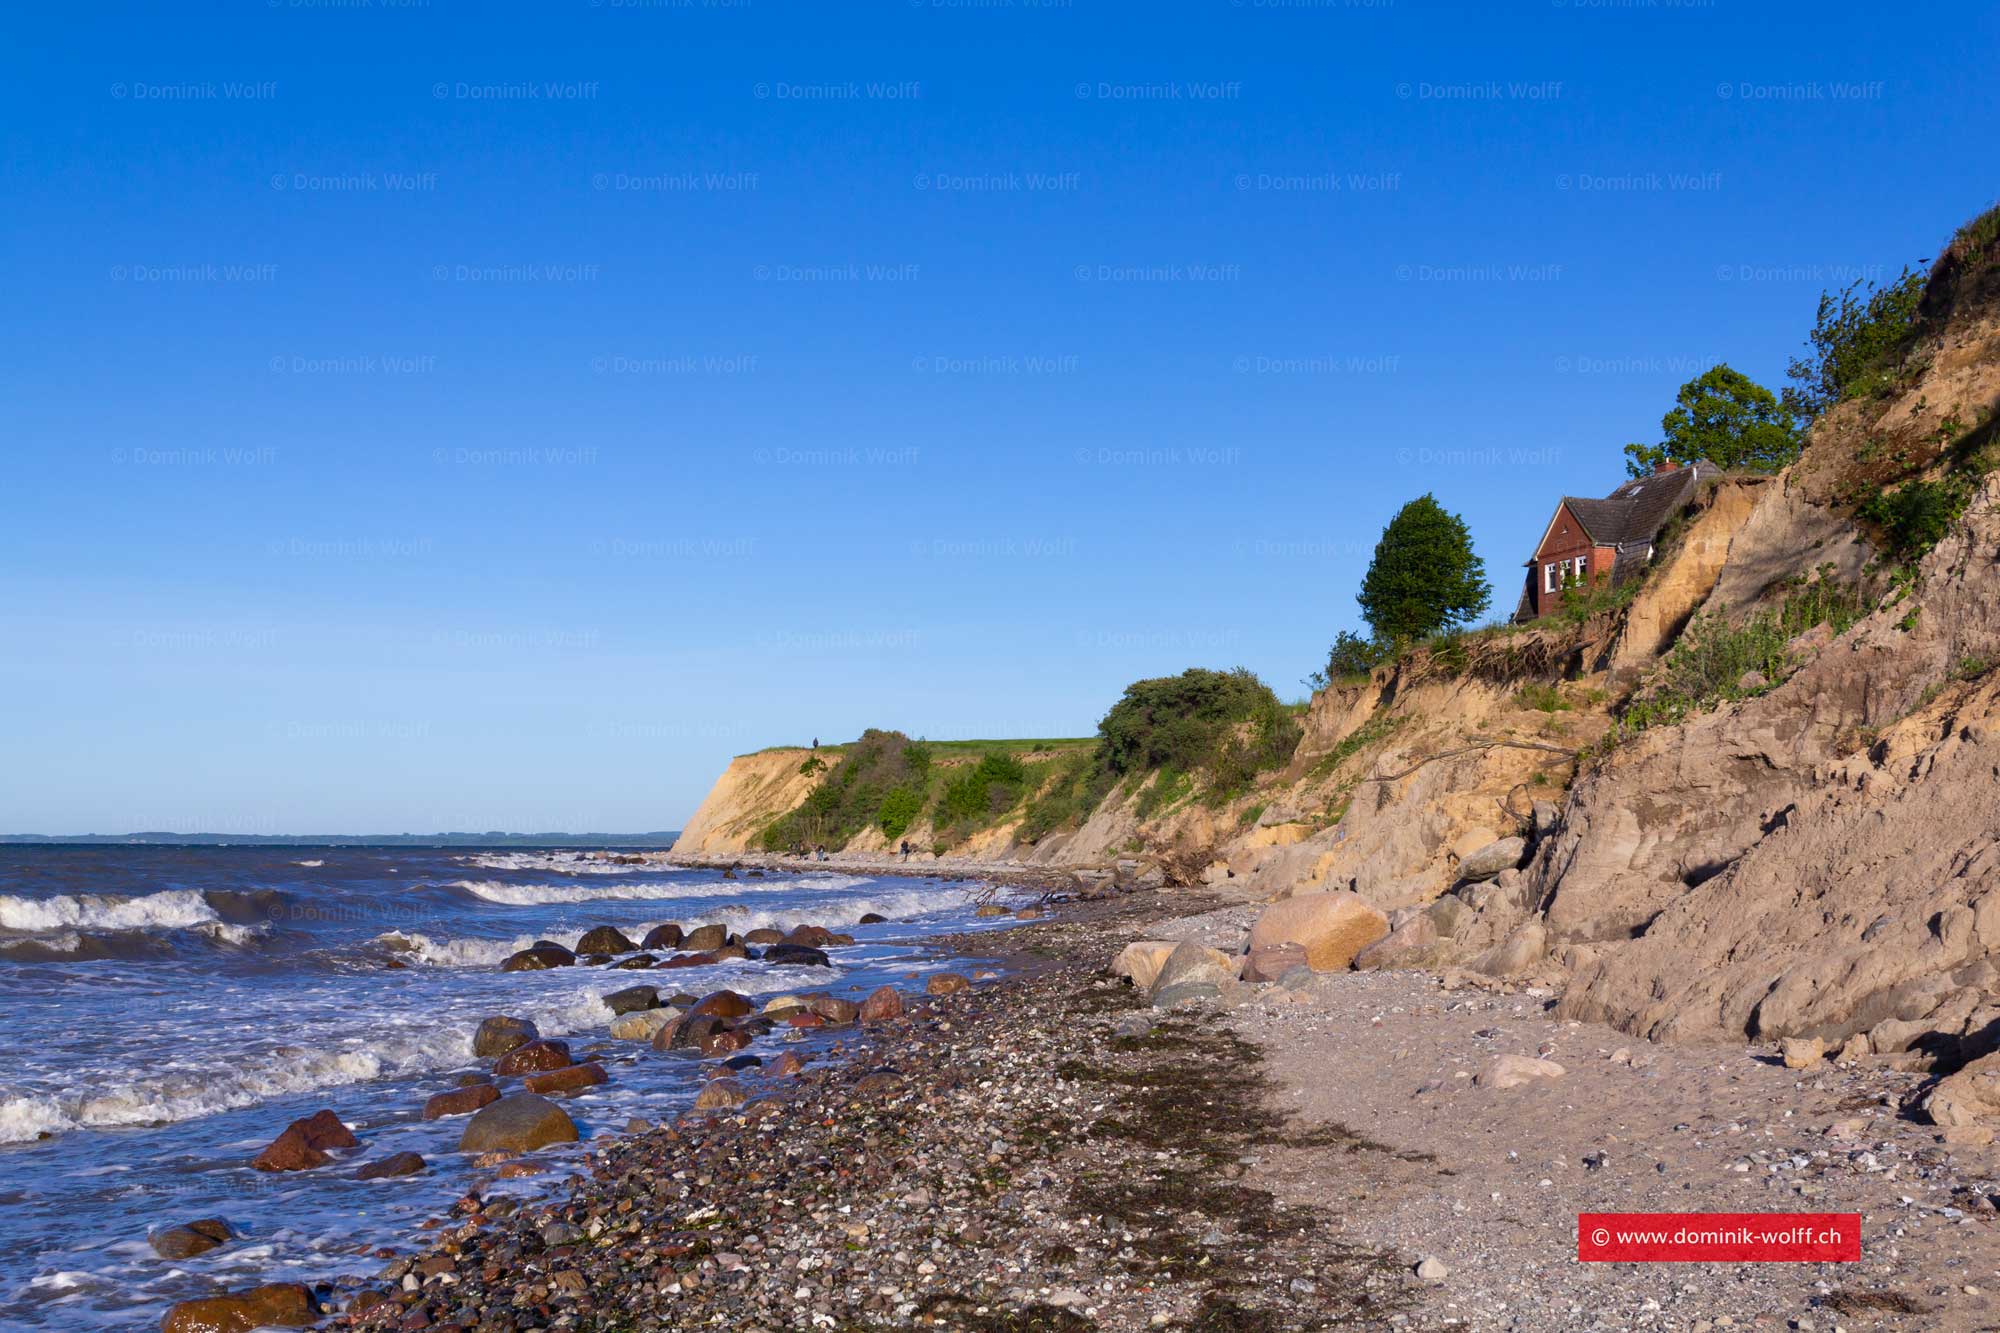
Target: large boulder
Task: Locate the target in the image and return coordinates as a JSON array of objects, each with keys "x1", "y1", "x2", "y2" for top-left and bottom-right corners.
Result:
[
  {"x1": 575, "y1": 926, "x2": 638, "y2": 955},
  {"x1": 494, "y1": 1039, "x2": 572, "y2": 1076},
  {"x1": 1111, "y1": 941, "x2": 1178, "y2": 991},
  {"x1": 250, "y1": 1109, "x2": 356, "y2": 1172},
  {"x1": 1241, "y1": 942, "x2": 1308, "y2": 983},
  {"x1": 356, "y1": 1151, "x2": 426, "y2": 1180},
  {"x1": 809, "y1": 994, "x2": 860, "y2": 1024},
  {"x1": 1149, "y1": 941, "x2": 1236, "y2": 996},
  {"x1": 458, "y1": 1093, "x2": 579, "y2": 1152},
  {"x1": 784, "y1": 924, "x2": 835, "y2": 947},
  {"x1": 150, "y1": 1218, "x2": 232, "y2": 1260},
  {"x1": 763, "y1": 943, "x2": 832, "y2": 968},
  {"x1": 610, "y1": 1008, "x2": 677, "y2": 1041},
  {"x1": 1457, "y1": 837, "x2": 1527, "y2": 883},
  {"x1": 686, "y1": 990, "x2": 754, "y2": 1021},
  {"x1": 859, "y1": 986, "x2": 904, "y2": 1022},
  {"x1": 682, "y1": 923, "x2": 728, "y2": 951},
  {"x1": 1246, "y1": 893, "x2": 1389, "y2": 972},
  {"x1": 640, "y1": 922, "x2": 684, "y2": 951},
  {"x1": 161, "y1": 1284, "x2": 317, "y2": 1332},
  {"x1": 1354, "y1": 913, "x2": 1439, "y2": 971},
  {"x1": 422, "y1": 1083, "x2": 500, "y2": 1120},
  {"x1": 472, "y1": 1016, "x2": 538, "y2": 1058},
  {"x1": 602, "y1": 985, "x2": 660, "y2": 1015},
  {"x1": 525, "y1": 1062, "x2": 608, "y2": 1096},
  {"x1": 501, "y1": 943, "x2": 576, "y2": 972},
  {"x1": 1925, "y1": 1051, "x2": 2000, "y2": 1128}
]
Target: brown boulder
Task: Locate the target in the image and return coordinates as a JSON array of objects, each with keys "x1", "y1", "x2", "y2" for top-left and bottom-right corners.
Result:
[
  {"x1": 658, "y1": 951, "x2": 718, "y2": 969},
  {"x1": 648, "y1": 1013, "x2": 688, "y2": 1050},
  {"x1": 251, "y1": 1109, "x2": 355, "y2": 1172},
  {"x1": 785, "y1": 1011, "x2": 826, "y2": 1028},
  {"x1": 700, "y1": 1028, "x2": 752, "y2": 1056},
  {"x1": 1246, "y1": 892, "x2": 1389, "y2": 972},
  {"x1": 1925, "y1": 1050, "x2": 2000, "y2": 1128},
  {"x1": 640, "y1": 922, "x2": 684, "y2": 950},
  {"x1": 1353, "y1": 914, "x2": 1441, "y2": 972},
  {"x1": 160, "y1": 1283, "x2": 316, "y2": 1332},
  {"x1": 150, "y1": 1218, "x2": 232, "y2": 1260},
  {"x1": 500, "y1": 943, "x2": 576, "y2": 971},
  {"x1": 602, "y1": 985, "x2": 661, "y2": 1015},
  {"x1": 524, "y1": 1062, "x2": 608, "y2": 1096},
  {"x1": 355, "y1": 1151, "x2": 426, "y2": 1180},
  {"x1": 494, "y1": 1039, "x2": 572, "y2": 1076},
  {"x1": 770, "y1": 1051, "x2": 805, "y2": 1077},
  {"x1": 574, "y1": 926, "x2": 638, "y2": 955},
  {"x1": 1241, "y1": 942, "x2": 1308, "y2": 983},
  {"x1": 686, "y1": 990, "x2": 754, "y2": 1021},
  {"x1": 682, "y1": 923, "x2": 728, "y2": 951},
  {"x1": 859, "y1": 986, "x2": 904, "y2": 1022},
  {"x1": 694, "y1": 1078, "x2": 750, "y2": 1111},
  {"x1": 1110, "y1": 941, "x2": 1178, "y2": 991},
  {"x1": 784, "y1": 923, "x2": 835, "y2": 947},
  {"x1": 458, "y1": 1093, "x2": 579, "y2": 1152},
  {"x1": 743, "y1": 927, "x2": 785, "y2": 945},
  {"x1": 925, "y1": 973, "x2": 971, "y2": 996},
  {"x1": 810, "y1": 994, "x2": 860, "y2": 1023},
  {"x1": 422, "y1": 1083, "x2": 501, "y2": 1120},
  {"x1": 472, "y1": 1016, "x2": 538, "y2": 1058}
]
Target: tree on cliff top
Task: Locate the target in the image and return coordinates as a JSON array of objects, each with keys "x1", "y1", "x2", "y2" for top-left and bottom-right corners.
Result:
[
  {"x1": 1623, "y1": 363, "x2": 1801, "y2": 477},
  {"x1": 1357, "y1": 494, "x2": 1490, "y2": 644}
]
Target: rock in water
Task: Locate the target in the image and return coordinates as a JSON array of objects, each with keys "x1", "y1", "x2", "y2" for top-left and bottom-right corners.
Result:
[
  {"x1": 1474, "y1": 1054, "x2": 1566, "y2": 1090},
  {"x1": 694, "y1": 1078, "x2": 750, "y2": 1111},
  {"x1": 251, "y1": 1109, "x2": 356, "y2": 1172},
  {"x1": 809, "y1": 995, "x2": 860, "y2": 1024},
  {"x1": 743, "y1": 927, "x2": 785, "y2": 945},
  {"x1": 574, "y1": 925, "x2": 638, "y2": 955},
  {"x1": 525, "y1": 1062, "x2": 608, "y2": 1095},
  {"x1": 686, "y1": 989, "x2": 754, "y2": 1021},
  {"x1": 859, "y1": 986, "x2": 903, "y2": 1022},
  {"x1": 1246, "y1": 893, "x2": 1389, "y2": 972},
  {"x1": 422, "y1": 1083, "x2": 500, "y2": 1119},
  {"x1": 609, "y1": 1009, "x2": 676, "y2": 1041},
  {"x1": 640, "y1": 922, "x2": 684, "y2": 950},
  {"x1": 458, "y1": 1093, "x2": 579, "y2": 1152},
  {"x1": 500, "y1": 943, "x2": 576, "y2": 971},
  {"x1": 1457, "y1": 837, "x2": 1527, "y2": 882},
  {"x1": 602, "y1": 985, "x2": 661, "y2": 1015},
  {"x1": 1110, "y1": 941, "x2": 1178, "y2": 991},
  {"x1": 494, "y1": 1039, "x2": 572, "y2": 1076},
  {"x1": 763, "y1": 943, "x2": 832, "y2": 967},
  {"x1": 472, "y1": 1015, "x2": 538, "y2": 1058},
  {"x1": 356, "y1": 1151, "x2": 426, "y2": 1180},
  {"x1": 682, "y1": 923, "x2": 728, "y2": 951},
  {"x1": 150, "y1": 1218, "x2": 232, "y2": 1260},
  {"x1": 161, "y1": 1283, "x2": 316, "y2": 1332}
]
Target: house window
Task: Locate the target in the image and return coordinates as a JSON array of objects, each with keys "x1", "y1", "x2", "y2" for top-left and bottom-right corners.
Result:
[
  {"x1": 1544, "y1": 562, "x2": 1559, "y2": 594},
  {"x1": 1546, "y1": 556, "x2": 1587, "y2": 596}
]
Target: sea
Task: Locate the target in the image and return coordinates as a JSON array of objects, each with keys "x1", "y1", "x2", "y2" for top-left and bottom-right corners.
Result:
[{"x1": 0, "y1": 843, "x2": 1016, "y2": 1329}]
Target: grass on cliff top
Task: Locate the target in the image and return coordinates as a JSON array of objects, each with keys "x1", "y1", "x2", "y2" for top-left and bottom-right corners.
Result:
[{"x1": 740, "y1": 736, "x2": 1092, "y2": 758}]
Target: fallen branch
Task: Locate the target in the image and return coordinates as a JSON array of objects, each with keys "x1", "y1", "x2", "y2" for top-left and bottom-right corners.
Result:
[{"x1": 1364, "y1": 739, "x2": 1578, "y2": 785}]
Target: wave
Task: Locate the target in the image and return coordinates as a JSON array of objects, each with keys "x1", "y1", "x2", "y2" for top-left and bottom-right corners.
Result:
[
  {"x1": 449, "y1": 873, "x2": 866, "y2": 907},
  {"x1": 456, "y1": 851, "x2": 661, "y2": 875},
  {"x1": 0, "y1": 889, "x2": 223, "y2": 934},
  {"x1": 0, "y1": 921, "x2": 270, "y2": 963}
]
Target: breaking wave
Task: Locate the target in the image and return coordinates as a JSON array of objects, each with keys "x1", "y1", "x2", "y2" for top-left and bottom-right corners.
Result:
[{"x1": 0, "y1": 889, "x2": 222, "y2": 934}]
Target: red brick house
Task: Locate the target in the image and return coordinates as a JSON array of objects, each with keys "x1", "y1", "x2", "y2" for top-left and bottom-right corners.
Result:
[{"x1": 1514, "y1": 460, "x2": 1718, "y2": 621}]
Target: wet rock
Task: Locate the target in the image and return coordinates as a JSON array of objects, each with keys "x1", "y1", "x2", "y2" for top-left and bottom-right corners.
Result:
[
  {"x1": 859, "y1": 986, "x2": 904, "y2": 1022},
  {"x1": 1110, "y1": 941, "x2": 1177, "y2": 991},
  {"x1": 356, "y1": 1151, "x2": 427, "y2": 1180},
  {"x1": 694, "y1": 1078, "x2": 750, "y2": 1111},
  {"x1": 771, "y1": 1051, "x2": 805, "y2": 1077},
  {"x1": 609, "y1": 1008, "x2": 677, "y2": 1041},
  {"x1": 763, "y1": 943, "x2": 832, "y2": 967},
  {"x1": 711, "y1": 942, "x2": 750, "y2": 961},
  {"x1": 1475, "y1": 1054, "x2": 1566, "y2": 1090},
  {"x1": 500, "y1": 943, "x2": 576, "y2": 972},
  {"x1": 472, "y1": 1016, "x2": 538, "y2": 1058},
  {"x1": 602, "y1": 985, "x2": 661, "y2": 1015},
  {"x1": 810, "y1": 995, "x2": 860, "y2": 1024},
  {"x1": 687, "y1": 990, "x2": 754, "y2": 1021},
  {"x1": 607, "y1": 953, "x2": 658, "y2": 970},
  {"x1": 700, "y1": 1028, "x2": 754, "y2": 1056},
  {"x1": 743, "y1": 927, "x2": 785, "y2": 945},
  {"x1": 974, "y1": 904, "x2": 1008, "y2": 918},
  {"x1": 639, "y1": 922, "x2": 684, "y2": 951},
  {"x1": 1457, "y1": 836, "x2": 1527, "y2": 882},
  {"x1": 926, "y1": 972, "x2": 971, "y2": 996},
  {"x1": 494, "y1": 1039, "x2": 572, "y2": 1076},
  {"x1": 251, "y1": 1109, "x2": 356, "y2": 1172},
  {"x1": 682, "y1": 923, "x2": 728, "y2": 951},
  {"x1": 525, "y1": 1062, "x2": 609, "y2": 1096},
  {"x1": 150, "y1": 1218, "x2": 232, "y2": 1260},
  {"x1": 575, "y1": 926, "x2": 638, "y2": 955},
  {"x1": 458, "y1": 1093, "x2": 579, "y2": 1152},
  {"x1": 658, "y1": 951, "x2": 718, "y2": 970},
  {"x1": 161, "y1": 1282, "x2": 316, "y2": 1332},
  {"x1": 785, "y1": 924, "x2": 835, "y2": 947},
  {"x1": 1247, "y1": 893, "x2": 1389, "y2": 972},
  {"x1": 422, "y1": 1083, "x2": 501, "y2": 1120},
  {"x1": 858, "y1": 912, "x2": 888, "y2": 924}
]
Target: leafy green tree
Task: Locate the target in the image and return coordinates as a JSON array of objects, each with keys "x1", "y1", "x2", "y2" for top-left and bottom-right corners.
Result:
[
  {"x1": 1357, "y1": 494, "x2": 1490, "y2": 644},
  {"x1": 1622, "y1": 364, "x2": 1801, "y2": 477},
  {"x1": 1783, "y1": 269, "x2": 1925, "y2": 420}
]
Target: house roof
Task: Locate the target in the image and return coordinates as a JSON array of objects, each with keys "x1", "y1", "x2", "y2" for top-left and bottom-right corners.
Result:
[{"x1": 1556, "y1": 460, "x2": 1718, "y2": 549}]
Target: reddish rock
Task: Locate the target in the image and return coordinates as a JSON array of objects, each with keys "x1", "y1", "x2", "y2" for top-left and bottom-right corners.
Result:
[
  {"x1": 783, "y1": 923, "x2": 835, "y2": 947},
  {"x1": 648, "y1": 1013, "x2": 688, "y2": 1051},
  {"x1": 160, "y1": 1283, "x2": 316, "y2": 1332},
  {"x1": 640, "y1": 923, "x2": 684, "y2": 950},
  {"x1": 292, "y1": 1108, "x2": 358, "y2": 1150},
  {"x1": 422, "y1": 1083, "x2": 500, "y2": 1120},
  {"x1": 658, "y1": 951, "x2": 718, "y2": 969},
  {"x1": 925, "y1": 973, "x2": 971, "y2": 996},
  {"x1": 785, "y1": 1011, "x2": 826, "y2": 1028},
  {"x1": 1242, "y1": 942, "x2": 1310, "y2": 983},
  {"x1": 524, "y1": 1062, "x2": 608, "y2": 1096},
  {"x1": 355, "y1": 1151, "x2": 427, "y2": 1180},
  {"x1": 687, "y1": 990, "x2": 754, "y2": 1021},
  {"x1": 250, "y1": 1109, "x2": 355, "y2": 1172},
  {"x1": 693, "y1": 1078, "x2": 749, "y2": 1111},
  {"x1": 700, "y1": 1028, "x2": 753, "y2": 1056},
  {"x1": 150, "y1": 1218, "x2": 232, "y2": 1260},
  {"x1": 472, "y1": 1016, "x2": 538, "y2": 1058},
  {"x1": 859, "y1": 986, "x2": 904, "y2": 1022},
  {"x1": 809, "y1": 995, "x2": 860, "y2": 1024},
  {"x1": 494, "y1": 1039, "x2": 572, "y2": 1076},
  {"x1": 770, "y1": 1051, "x2": 805, "y2": 1077}
]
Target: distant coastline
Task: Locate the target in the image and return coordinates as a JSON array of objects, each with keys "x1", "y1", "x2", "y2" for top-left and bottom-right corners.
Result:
[{"x1": 0, "y1": 831, "x2": 680, "y2": 847}]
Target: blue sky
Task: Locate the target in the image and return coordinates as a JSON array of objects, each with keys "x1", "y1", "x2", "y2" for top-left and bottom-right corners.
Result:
[{"x1": 3, "y1": 0, "x2": 1994, "y2": 834}]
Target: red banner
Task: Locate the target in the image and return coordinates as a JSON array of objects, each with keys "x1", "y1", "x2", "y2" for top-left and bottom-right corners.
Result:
[{"x1": 1578, "y1": 1213, "x2": 1861, "y2": 1263}]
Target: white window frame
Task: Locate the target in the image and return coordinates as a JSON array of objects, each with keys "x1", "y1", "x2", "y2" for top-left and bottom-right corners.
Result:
[{"x1": 1544, "y1": 562, "x2": 1559, "y2": 594}]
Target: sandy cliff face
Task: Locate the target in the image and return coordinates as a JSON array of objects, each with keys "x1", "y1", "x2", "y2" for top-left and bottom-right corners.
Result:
[{"x1": 671, "y1": 749, "x2": 826, "y2": 857}]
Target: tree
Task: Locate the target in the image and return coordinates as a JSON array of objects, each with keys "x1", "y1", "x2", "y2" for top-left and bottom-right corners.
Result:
[
  {"x1": 1357, "y1": 494, "x2": 1490, "y2": 644},
  {"x1": 1622, "y1": 364, "x2": 1801, "y2": 478},
  {"x1": 1782, "y1": 268, "x2": 1925, "y2": 420}
]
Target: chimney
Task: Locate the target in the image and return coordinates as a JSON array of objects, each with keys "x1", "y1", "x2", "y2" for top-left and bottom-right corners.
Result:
[{"x1": 1652, "y1": 460, "x2": 1678, "y2": 475}]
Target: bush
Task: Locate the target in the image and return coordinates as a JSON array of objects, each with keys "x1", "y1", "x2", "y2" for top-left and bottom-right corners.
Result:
[
  {"x1": 1357, "y1": 494, "x2": 1491, "y2": 644},
  {"x1": 935, "y1": 752, "x2": 1030, "y2": 830},
  {"x1": 1623, "y1": 364, "x2": 1801, "y2": 477},
  {"x1": 1784, "y1": 269, "x2": 1926, "y2": 418},
  {"x1": 1307, "y1": 631, "x2": 1387, "y2": 690},
  {"x1": 875, "y1": 787, "x2": 923, "y2": 841},
  {"x1": 1858, "y1": 472, "x2": 1978, "y2": 562},
  {"x1": 759, "y1": 729, "x2": 932, "y2": 851}
]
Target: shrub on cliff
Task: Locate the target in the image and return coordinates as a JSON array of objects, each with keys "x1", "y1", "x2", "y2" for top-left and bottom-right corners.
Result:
[
  {"x1": 758, "y1": 729, "x2": 931, "y2": 850},
  {"x1": 1357, "y1": 494, "x2": 1491, "y2": 644},
  {"x1": 1784, "y1": 268, "x2": 1926, "y2": 418}
]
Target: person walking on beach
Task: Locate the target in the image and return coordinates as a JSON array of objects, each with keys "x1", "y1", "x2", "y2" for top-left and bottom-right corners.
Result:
[{"x1": 899, "y1": 839, "x2": 911, "y2": 862}]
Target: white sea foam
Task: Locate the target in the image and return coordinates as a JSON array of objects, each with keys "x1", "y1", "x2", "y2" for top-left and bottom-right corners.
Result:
[
  {"x1": 457, "y1": 851, "x2": 657, "y2": 875},
  {"x1": 293, "y1": 859, "x2": 325, "y2": 867},
  {"x1": 451, "y1": 873, "x2": 867, "y2": 906},
  {"x1": 0, "y1": 890, "x2": 221, "y2": 934}
]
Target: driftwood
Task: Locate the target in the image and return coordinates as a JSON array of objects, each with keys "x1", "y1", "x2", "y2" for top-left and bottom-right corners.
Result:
[{"x1": 1363, "y1": 739, "x2": 1577, "y2": 786}]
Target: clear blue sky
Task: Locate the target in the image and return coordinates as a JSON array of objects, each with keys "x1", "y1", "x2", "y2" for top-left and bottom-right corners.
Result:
[{"x1": 4, "y1": 0, "x2": 1994, "y2": 834}]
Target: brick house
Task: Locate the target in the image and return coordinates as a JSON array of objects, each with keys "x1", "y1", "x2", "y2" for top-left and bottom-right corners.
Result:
[{"x1": 1514, "y1": 459, "x2": 1719, "y2": 621}]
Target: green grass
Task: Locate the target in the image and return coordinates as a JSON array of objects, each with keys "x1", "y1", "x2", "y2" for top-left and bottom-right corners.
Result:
[{"x1": 1513, "y1": 683, "x2": 1570, "y2": 714}]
